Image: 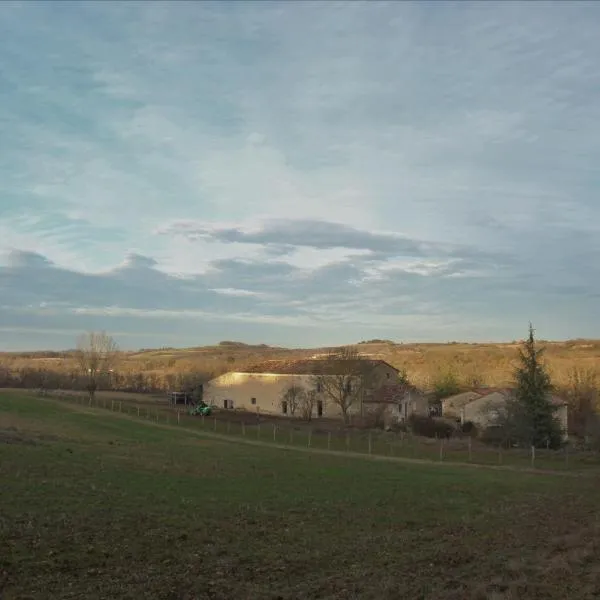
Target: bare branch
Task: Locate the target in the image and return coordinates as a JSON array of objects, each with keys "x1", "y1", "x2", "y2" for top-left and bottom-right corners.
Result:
[
  {"x1": 280, "y1": 383, "x2": 306, "y2": 417},
  {"x1": 74, "y1": 331, "x2": 120, "y2": 400},
  {"x1": 311, "y1": 346, "x2": 376, "y2": 423}
]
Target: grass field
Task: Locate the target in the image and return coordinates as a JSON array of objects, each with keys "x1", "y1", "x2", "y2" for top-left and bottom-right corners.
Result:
[
  {"x1": 2, "y1": 392, "x2": 600, "y2": 599},
  {"x1": 39, "y1": 389, "x2": 600, "y2": 473}
]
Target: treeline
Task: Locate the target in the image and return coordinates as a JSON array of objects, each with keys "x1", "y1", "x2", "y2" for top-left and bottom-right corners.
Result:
[{"x1": 0, "y1": 365, "x2": 217, "y2": 394}]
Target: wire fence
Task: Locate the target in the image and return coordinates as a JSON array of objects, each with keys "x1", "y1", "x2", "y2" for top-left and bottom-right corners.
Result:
[{"x1": 41, "y1": 390, "x2": 600, "y2": 473}]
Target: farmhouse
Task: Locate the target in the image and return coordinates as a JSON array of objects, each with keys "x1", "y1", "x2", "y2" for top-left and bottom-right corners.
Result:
[
  {"x1": 203, "y1": 358, "x2": 421, "y2": 421},
  {"x1": 363, "y1": 383, "x2": 430, "y2": 423},
  {"x1": 441, "y1": 388, "x2": 569, "y2": 438}
]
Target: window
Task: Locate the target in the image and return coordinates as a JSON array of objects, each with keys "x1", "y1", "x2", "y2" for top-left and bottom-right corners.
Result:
[
  {"x1": 386, "y1": 372, "x2": 390, "y2": 379},
  {"x1": 251, "y1": 397, "x2": 256, "y2": 405},
  {"x1": 282, "y1": 400, "x2": 288, "y2": 415},
  {"x1": 345, "y1": 380, "x2": 352, "y2": 393},
  {"x1": 223, "y1": 399, "x2": 234, "y2": 409},
  {"x1": 317, "y1": 400, "x2": 323, "y2": 417},
  {"x1": 316, "y1": 382, "x2": 323, "y2": 393}
]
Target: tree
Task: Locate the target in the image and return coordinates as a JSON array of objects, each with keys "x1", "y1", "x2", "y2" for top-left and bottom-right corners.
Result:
[
  {"x1": 311, "y1": 346, "x2": 375, "y2": 424},
  {"x1": 432, "y1": 367, "x2": 461, "y2": 400},
  {"x1": 299, "y1": 389, "x2": 317, "y2": 421},
  {"x1": 511, "y1": 323, "x2": 563, "y2": 449},
  {"x1": 74, "y1": 332, "x2": 119, "y2": 402},
  {"x1": 281, "y1": 383, "x2": 306, "y2": 417},
  {"x1": 564, "y1": 367, "x2": 599, "y2": 440}
]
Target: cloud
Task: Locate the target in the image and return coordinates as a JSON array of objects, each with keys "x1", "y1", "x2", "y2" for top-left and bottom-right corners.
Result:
[{"x1": 1, "y1": 2, "x2": 600, "y2": 348}]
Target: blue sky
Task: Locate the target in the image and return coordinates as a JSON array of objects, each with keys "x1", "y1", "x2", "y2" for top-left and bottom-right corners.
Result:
[{"x1": 1, "y1": 1, "x2": 600, "y2": 351}]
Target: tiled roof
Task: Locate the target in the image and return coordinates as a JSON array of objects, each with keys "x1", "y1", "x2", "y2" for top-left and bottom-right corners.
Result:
[
  {"x1": 444, "y1": 388, "x2": 567, "y2": 409},
  {"x1": 239, "y1": 358, "x2": 398, "y2": 376},
  {"x1": 364, "y1": 384, "x2": 418, "y2": 403}
]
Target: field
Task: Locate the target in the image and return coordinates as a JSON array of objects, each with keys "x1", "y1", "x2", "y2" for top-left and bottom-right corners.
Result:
[
  {"x1": 38, "y1": 389, "x2": 600, "y2": 472},
  {"x1": 2, "y1": 392, "x2": 600, "y2": 599}
]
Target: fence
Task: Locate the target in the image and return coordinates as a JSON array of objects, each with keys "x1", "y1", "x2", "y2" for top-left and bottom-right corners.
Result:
[{"x1": 40, "y1": 390, "x2": 600, "y2": 473}]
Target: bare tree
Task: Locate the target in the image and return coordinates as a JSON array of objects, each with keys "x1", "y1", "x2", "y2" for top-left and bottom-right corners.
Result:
[
  {"x1": 565, "y1": 366, "x2": 599, "y2": 440},
  {"x1": 311, "y1": 346, "x2": 375, "y2": 424},
  {"x1": 280, "y1": 383, "x2": 306, "y2": 417},
  {"x1": 74, "y1": 332, "x2": 120, "y2": 402},
  {"x1": 299, "y1": 389, "x2": 317, "y2": 421}
]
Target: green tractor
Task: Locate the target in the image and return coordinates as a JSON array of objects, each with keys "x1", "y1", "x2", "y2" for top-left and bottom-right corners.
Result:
[{"x1": 188, "y1": 400, "x2": 212, "y2": 417}]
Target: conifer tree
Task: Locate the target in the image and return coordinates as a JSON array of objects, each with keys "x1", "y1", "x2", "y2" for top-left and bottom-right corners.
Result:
[{"x1": 513, "y1": 323, "x2": 563, "y2": 448}]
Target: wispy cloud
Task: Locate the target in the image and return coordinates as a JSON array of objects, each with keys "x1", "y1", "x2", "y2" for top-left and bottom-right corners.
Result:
[{"x1": 1, "y1": 1, "x2": 600, "y2": 349}]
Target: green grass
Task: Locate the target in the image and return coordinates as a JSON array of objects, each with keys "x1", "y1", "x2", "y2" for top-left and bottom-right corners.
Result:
[
  {"x1": 43, "y1": 390, "x2": 600, "y2": 472},
  {"x1": 2, "y1": 392, "x2": 600, "y2": 599}
]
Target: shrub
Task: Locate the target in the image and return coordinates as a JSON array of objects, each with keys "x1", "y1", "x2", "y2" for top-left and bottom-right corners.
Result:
[
  {"x1": 432, "y1": 369, "x2": 461, "y2": 400},
  {"x1": 479, "y1": 425, "x2": 512, "y2": 448},
  {"x1": 408, "y1": 415, "x2": 455, "y2": 439},
  {"x1": 362, "y1": 404, "x2": 389, "y2": 429},
  {"x1": 461, "y1": 420, "x2": 478, "y2": 437}
]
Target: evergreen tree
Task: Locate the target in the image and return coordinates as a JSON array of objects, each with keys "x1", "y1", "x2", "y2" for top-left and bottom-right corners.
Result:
[{"x1": 513, "y1": 323, "x2": 563, "y2": 448}]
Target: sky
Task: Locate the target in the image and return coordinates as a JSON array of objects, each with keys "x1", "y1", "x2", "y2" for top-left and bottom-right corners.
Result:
[{"x1": 1, "y1": 1, "x2": 600, "y2": 351}]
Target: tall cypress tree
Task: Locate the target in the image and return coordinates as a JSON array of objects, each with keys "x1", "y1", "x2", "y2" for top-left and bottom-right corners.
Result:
[{"x1": 513, "y1": 323, "x2": 563, "y2": 448}]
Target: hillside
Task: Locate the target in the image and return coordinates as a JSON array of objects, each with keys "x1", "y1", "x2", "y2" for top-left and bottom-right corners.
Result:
[{"x1": 2, "y1": 339, "x2": 600, "y2": 390}]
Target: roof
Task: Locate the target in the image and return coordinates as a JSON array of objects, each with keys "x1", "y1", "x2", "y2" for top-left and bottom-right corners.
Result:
[
  {"x1": 364, "y1": 383, "x2": 420, "y2": 404},
  {"x1": 441, "y1": 391, "x2": 483, "y2": 411},
  {"x1": 444, "y1": 388, "x2": 568, "y2": 411},
  {"x1": 238, "y1": 358, "x2": 399, "y2": 376}
]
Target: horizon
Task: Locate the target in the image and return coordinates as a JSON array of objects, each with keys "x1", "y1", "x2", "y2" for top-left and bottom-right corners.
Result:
[
  {"x1": 2, "y1": 2, "x2": 600, "y2": 350},
  {"x1": 1, "y1": 336, "x2": 596, "y2": 355}
]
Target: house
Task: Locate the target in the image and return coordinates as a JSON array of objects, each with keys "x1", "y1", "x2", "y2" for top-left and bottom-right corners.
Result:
[
  {"x1": 442, "y1": 388, "x2": 569, "y2": 439},
  {"x1": 363, "y1": 383, "x2": 430, "y2": 424},
  {"x1": 203, "y1": 358, "x2": 404, "y2": 420},
  {"x1": 441, "y1": 391, "x2": 483, "y2": 420}
]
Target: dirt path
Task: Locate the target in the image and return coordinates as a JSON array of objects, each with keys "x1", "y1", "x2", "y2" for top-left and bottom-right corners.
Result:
[{"x1": 39, "y1": 395, "x2": 599, "y2": 478}]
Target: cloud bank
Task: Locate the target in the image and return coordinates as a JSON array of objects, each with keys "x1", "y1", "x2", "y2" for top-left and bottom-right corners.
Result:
[{"x1": 1, "y1": 1, "x2": 600, "y2": 349}]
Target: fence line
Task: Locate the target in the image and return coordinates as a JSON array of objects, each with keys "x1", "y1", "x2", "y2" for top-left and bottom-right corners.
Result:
[{"x1": 36, "y1": 389, "x2": 600, "y2": 472}]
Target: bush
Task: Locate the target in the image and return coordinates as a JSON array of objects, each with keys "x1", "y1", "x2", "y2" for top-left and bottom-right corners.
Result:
[
  {"x1": 408, "y1": 415, "x2": 455, "y2": 439},
  {"x1": 480, "y1": 425, "x2": 512, "y2": 448},
  {"x1": 461, "y1": 420, "x2": 478, "y2": 437},
  {"x1": 362, "y1": 405, "x2": 388, "y2": 429},
  {"x1": 432, "y1": 369, "x2": 461, "y2": 400}
]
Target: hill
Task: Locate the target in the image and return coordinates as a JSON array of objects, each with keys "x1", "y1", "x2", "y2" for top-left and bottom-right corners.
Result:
[{"x1": 2, "y1": 339, "x2": 600, "y2": 392}]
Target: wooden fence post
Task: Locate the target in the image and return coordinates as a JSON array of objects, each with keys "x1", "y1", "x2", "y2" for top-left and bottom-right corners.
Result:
[
  {"x1": 439, "y1": 438, "x2": 444, "y2": 461},
  {"x1": 308, "y1": 429, "x2": 312, "y2": 447},
  {"x1": 257, "y1": 423, "x2": 261, "y2": 439},
  {"x1": 137, "y1": 406, "x2": 140, "y2": 418},
  {"x1": 155, "y1": 410, "x2": 158, "y2": 423},
  {"x1": 177, "y1": 410, "x2": 180, "y2": 424},
  {"x1": 565, "y1": 444, "x2": 569, "y2": 468},
  {"x1": 531, "y1": 445, "x2": 535, "y2": 468},
  {"x1": 273, "y1": 425, "x2": 277, "y2": 442}
]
